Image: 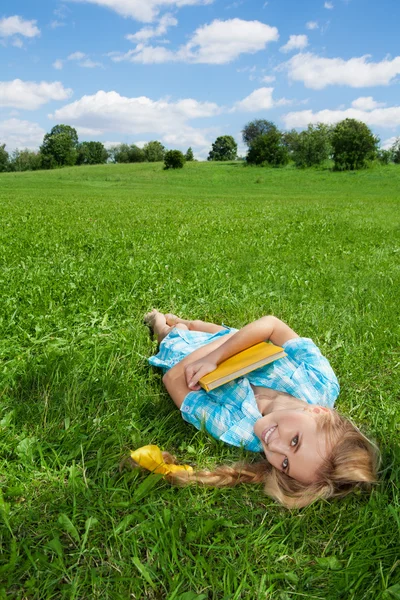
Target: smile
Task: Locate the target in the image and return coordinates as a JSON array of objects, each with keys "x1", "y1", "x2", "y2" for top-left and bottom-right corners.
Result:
[{"x1": 262, "y1": 425, "x2": 277, "y2": 445}]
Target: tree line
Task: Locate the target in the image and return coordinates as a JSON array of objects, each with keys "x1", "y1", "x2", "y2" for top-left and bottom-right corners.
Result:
[
  {"x1": 208, "y1": 119, "x2": 400, "y2": 170},
  {"x1": 1, "y1": 120, "x2": 399, "y2": 173},
  {"x1": 0, "y1": 125, "x2": 195, "y2": 172}
]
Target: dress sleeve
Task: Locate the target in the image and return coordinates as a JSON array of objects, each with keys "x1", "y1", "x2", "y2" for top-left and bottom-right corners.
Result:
[{"x1": 282, "y1": 337, "x2": 340, "y2": 407}]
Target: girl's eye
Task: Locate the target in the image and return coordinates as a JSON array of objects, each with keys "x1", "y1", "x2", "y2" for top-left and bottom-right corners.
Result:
[
  {"x1": 291, "y1": 435, "x2": 299, "y2": 447},
  {"x1": 282, "y1": 457, "x2": 289, "y2": 470}
]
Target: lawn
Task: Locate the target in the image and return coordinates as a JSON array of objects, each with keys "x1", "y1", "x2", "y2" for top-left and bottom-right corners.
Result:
[{"x1": 0, "y1": 161, "x2": 399, "y2": 599}]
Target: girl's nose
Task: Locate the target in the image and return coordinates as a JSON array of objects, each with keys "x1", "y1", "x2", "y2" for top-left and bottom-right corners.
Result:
[{"x1": 268, "y1": 439, "x2": 289, "y2": 455}]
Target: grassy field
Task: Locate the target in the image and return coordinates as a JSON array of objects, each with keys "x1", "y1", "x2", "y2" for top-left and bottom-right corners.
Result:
[{"x1": 0, "y1": 161, "x2": 399, "y2": 599}]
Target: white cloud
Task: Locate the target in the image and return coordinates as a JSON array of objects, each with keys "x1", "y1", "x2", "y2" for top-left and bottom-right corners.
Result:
[
  {"x1": 71, "y1": 0, "x2": 214, "y2": 23},
  {"x1": 12, "y1": 37, "x2": 24, "y2": 48},
  {"x1": 283, "y1": 103, "x2": 400, "y2": 129},
  {"x1": 232, "y1": 87, "x2": 292, "y2": 112},
  {"x1": 351, "y1": 96, "x2": 386, "y2": 111},
  {"x1": 76, "y1": 126, "x2": 104, "y2": 136},
  {"x1": 0, "y1": 15, "x2": 40, "y2": 39},
  {"x1": 280, "y1": 34, "x2": 308, "y2": 54},
  {"x1": 187, "y1": 18, "x2": 279, "y2": 64},
  {"x1": 261, "y1": 74, "x2": 276, "y2": 83},
  {"x1": 0, "y1": 118, "x2": 45, "y2": 150},
  {"x1": 306, "y1": 21, "x2": 319, "y2": 30},
  {"x1": 324, "y1": 1, "x2": 334, "y2": 8},
  {"x1": 112, "y1": 18, "x2": 279, "y2": 64},
  {"x1": 68, "y1": 51, "x2": 86, "y2": 60},
  {"x1": 103, "y1": 140, "x2": 122, "y2": 148},
  {"x1": 126, "y1": 13, "x2": 177, "y2": 42},
  {"x1": 50, "y1": 20, "x2": 66, "y2": 29},
  {"x1": 0, "y1": 80, "x2": 73, "y2": 110},
  {"x1": 381, "y1": 136, "x2": 398, "y2": 150},
  {"x1": 282, "y1": 52, "x2": 400, "y2": 89},
  {"x1": 54, "y1": 52, "x2": 103, "y2": 69},
  {"x1": 48, "y1": 91, "x2": 221, "y2": 149},
  {"x1": 113, "y1": 45, "x2": 176, "y2": 64},
  {"x1": 233, "y1": 87, "x2": 275, "y2": 111},
  {"x1": 79, "y1": 58, "x2": 103, "y2": 68}
]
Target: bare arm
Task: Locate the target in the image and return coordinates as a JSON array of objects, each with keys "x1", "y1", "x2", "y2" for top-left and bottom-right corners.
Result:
[
  {"x1": 185, "y1": 316, "x2": 299, "y2": 390},
  {"x1": 162, "y1": 332, "x2": 236, "y2": 408}
]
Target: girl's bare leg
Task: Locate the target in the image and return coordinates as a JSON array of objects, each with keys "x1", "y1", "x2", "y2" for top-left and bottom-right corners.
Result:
[
  {"x1": 165, "y1": 313, "x2": 225, "y2": 334},
  {"x1": 144, "y1": 310, "x2": 188, "y2": 344}
]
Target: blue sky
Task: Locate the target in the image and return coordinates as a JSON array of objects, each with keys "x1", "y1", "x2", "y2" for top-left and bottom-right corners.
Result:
[{"x1": 1, "y1": 0, "x2": 399, "y2": 158}]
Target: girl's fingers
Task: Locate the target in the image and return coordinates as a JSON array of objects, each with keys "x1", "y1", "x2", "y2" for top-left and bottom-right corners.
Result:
[
  {"x1": 185, "y1": 365, "x2": 197, "y2": 387},
  {"x1": 188, "y1": 365, "x2": 209, "y2": 389}
]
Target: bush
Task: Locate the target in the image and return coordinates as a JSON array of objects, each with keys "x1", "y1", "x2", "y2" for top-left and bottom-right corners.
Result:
[
  {"x1": 10, "y1": 149, "x2": 42, "y2": 171},
  {"x1": 208, "y1": 136, "x2": 237, "y2": 161},
  {"x1": 331, "y1": 119, "x2": 378, "y2": 170},
  {"x1": 164, "y1": 150, "x2": 185, "y2": 170},
  {"x1": 377, "y1": 149, "x2": 393, "y2": 165},
  {"x1": 246, "y1": 130, "x2": 289, "y2": 167},
  {"x1": 290, "y1": 124, "x2": 332, "y2": 168}
]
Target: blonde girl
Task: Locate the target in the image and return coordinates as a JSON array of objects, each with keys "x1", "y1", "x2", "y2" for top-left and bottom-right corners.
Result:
[{"x1": 141, "y1": 310, "x2": 379, "y2": 508}]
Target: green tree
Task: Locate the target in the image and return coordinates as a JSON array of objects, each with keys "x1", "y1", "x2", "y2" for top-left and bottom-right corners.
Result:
[
  {"x1": 246, "y1": 130, "x2": 289, "y2": 167},
  {"x1": 10, "y1": 149, "x2": 42, "y2": 171},
  {"x1": 164, "y1": 149, "x2": 185, "y2": 169},
  {"x1": 242, "y1": 119, "x2": 277, "y2": 147},
  {"x1": 282, "y1": 129, "x2": 300, "y2": 158},
  {"x1": 112, "y1": 144, "x2": 146, "y2": 163},
  {"x1": 208, "y1": 135, "x2": 237, "y2": 161},
  {"x1": 185, "y1": 147, "x2": 194, "y2": 161},
  {"x1": 143, "y1": 141, "x2": 165, "y2": 162},
  {"x1": 49, "y1": 124, "x2": 79, "y2": 147},
  {"x1": 76, "y1": 142, "x2": 108, "y2": 165},
  {"x1": 377, "y1": 149, "x2": 392, "y2": 165},
  {"x1": 113, "y1": 144, "x2": 130, "y2": 163},
  {"x1": 331, "y1": 118, "x2": 378, "y2": 171},
  {"x1": 127, "y1": 145, "x2": 146, "y2": 163},
  {"x1": 291, "y1": 124, "x2": 332, "y2": 168},
  {"x1": 0, "y1": 143, "x2": 9, "y2": 172},
  {"x1": 40, "y1": 124, "x2": 79, "y2": 168},
  {"x1": 392, "y1": 138, "x2": 400, "y2": 164}
]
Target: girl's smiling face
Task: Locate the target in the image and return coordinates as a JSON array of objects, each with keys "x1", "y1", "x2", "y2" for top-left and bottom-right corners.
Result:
[{"x1": 254, "y1": 407, "x2": 332, "y2": 484}]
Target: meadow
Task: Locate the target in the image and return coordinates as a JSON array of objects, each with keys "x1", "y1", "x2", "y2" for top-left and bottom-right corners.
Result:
[{"x1": 0, "y1": 161, "x2": 399, "y2": 599}]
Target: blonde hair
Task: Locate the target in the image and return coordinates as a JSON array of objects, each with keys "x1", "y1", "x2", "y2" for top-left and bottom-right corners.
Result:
[{"x1": 142, "y1": 411, "x2": 380, "y2": 509}]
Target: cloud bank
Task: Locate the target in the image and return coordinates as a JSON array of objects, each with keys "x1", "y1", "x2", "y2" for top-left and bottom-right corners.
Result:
[{"x1": 282, "y1": 53, "x2": 400, "y2": 89}]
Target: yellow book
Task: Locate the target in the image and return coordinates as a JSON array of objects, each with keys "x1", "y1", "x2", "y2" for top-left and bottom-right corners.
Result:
[{"x1": 199, "y1": 342, "x2": 287, "y2": 392}]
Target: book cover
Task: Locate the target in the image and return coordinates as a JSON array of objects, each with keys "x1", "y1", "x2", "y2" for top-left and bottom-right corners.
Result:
[{"x1": 199, "y1": 342, "x2": 286, "y2": 392}]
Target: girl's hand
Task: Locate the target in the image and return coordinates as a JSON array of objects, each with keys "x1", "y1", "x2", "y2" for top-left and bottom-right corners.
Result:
[{"x1": 185, "y1": 359, "x2": 217, "y2": 391}]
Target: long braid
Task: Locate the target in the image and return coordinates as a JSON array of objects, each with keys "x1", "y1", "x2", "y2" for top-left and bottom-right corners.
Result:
[{"x1": 161, "y1": 452, "x2": 270, "y2": 487}]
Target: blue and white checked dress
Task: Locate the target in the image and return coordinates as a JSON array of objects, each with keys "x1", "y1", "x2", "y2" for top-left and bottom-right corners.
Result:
[{"x1": 149, "y1": 327, "x2": 340, "y2": 452}]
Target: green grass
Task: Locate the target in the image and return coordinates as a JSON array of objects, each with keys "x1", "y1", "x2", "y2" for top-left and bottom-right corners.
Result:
[{"x1": 0, "y1": 161, "x2": 399, "y2": 599}]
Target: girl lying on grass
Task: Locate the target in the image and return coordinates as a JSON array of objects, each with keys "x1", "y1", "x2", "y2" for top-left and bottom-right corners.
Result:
[{"x1": 136, "y1": 309, "x2": 379, "y2": 508}]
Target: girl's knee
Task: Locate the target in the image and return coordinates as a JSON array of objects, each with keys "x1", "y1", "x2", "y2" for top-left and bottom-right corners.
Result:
[
  {"x1": 189, "y1": 320, "x2": 203, "y2": 330},
  {"x1": 175, "y1": 323, "x2": 189, "y2": 331}
]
